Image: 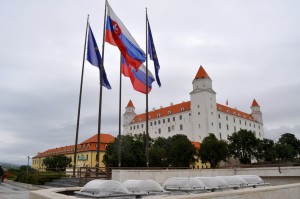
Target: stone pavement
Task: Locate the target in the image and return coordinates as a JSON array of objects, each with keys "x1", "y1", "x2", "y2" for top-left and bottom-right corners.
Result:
[{"x1": 0, "y1": 182, "x2": 29, "y2": 199}]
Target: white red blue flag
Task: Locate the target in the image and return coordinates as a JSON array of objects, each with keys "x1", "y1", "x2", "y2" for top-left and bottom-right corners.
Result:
[
  {"x1": 105, "y1": 3, "x2": 146, "y2": 71},
  {"x1": 121, "y1": 56, "x2": 155, "y2": 94}
]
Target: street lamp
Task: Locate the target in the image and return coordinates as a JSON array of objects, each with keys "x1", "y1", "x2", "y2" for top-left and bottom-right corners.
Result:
[{"x1": 27, "y1": 156, "x2": 31, "y2": 173}]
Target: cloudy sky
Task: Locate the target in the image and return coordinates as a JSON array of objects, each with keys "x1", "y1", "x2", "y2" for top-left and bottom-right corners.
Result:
[{"x1": 1, "y1": 0, "x2": 300, "y2": 165}]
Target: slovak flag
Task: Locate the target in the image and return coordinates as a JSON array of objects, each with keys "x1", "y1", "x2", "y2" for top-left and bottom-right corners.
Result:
[
  {"x1": 105, "y1": 3, "x2": 146, "y2": 71},
  {"x1": 121, "y1": 56, "x2": 155, "y2": 94}
]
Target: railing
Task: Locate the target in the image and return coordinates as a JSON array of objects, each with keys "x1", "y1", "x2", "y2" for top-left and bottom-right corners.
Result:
[{"x1": 78, "y1": 167, "x2": 111, "y2": 186}]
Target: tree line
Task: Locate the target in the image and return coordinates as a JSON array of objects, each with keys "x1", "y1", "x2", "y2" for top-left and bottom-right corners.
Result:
[{"x1": 103, "y1": 130, "x2": 300, "y2": 168}]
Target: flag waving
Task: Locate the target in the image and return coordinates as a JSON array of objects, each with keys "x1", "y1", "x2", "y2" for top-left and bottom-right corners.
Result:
[
  {"x1": 87, "y1": 25, "x2": 111, "y2": 89},
  {"x1": 121, "y1": 56, "x2": 155, "y2": 94},
  {"x1": 148, "y1": 20, "x2": 161, "y2": 87},
  {"x1": 105, "y1": 3, "x2": 146, "y2": 71}
]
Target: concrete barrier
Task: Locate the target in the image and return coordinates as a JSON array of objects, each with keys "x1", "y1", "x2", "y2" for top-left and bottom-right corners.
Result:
[{"x1": 5, "y1": 180, "x2": 41, "y2": 190}]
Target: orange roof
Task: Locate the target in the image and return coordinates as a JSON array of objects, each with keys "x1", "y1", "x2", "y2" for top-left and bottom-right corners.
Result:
[
  {"x1": 133, "y1": 101, "x2": 191, "y2": 123},
  {"x1": 192, "y1": 141, "x2": 201, "y2": 149},
  {"x1": 33, "y1": 134, "x2": 115, "y2": 158},
  {"x1": 194, "y1": 66, "x2": 210, "y2": 80},
  {"x1": 131, "y1": 101, "x2": 256, "y2": 124},
  {"x1": 216, "y1": 103, "x2": 255, "y2": 121},
  {"x1": 127, "y1": 100, "x2": 134, "y2": 107},
  {"x1": 251, "y1": 99, "x2": 259, "y2": 107},
  {"x1": 81, "y1": 133, "x2": 115, "y2": 144}
]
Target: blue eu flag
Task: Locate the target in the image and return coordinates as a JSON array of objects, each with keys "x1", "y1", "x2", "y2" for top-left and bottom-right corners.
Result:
[
  {"x1": 147, "y1": 21, "x2": 161, "y2": 87},
  {"x1": 87, "y1": 25, "x2": 111, "y2": 89}
]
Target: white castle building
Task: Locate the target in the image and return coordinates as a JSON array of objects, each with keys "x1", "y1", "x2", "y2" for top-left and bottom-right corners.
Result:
[{"x1": 123, "y1": 66, "x2": 263, "y2": 142}]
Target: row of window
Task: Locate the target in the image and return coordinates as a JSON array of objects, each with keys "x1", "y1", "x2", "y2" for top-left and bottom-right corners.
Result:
[
  {"x1": 131, "y1": 115, "x2": 185, "y2": 130},
  {"x1": 218, "y1": 114, "x2": 260, "y2": 129},
  {"x1": 154, "y1": 124, "x2": 184, "y2": 134}
]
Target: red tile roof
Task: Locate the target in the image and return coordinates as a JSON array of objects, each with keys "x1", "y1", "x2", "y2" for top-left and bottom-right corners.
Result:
[
  {"x1": 33, "y1": 134, "x2": 115, "y2": 158},
  {"x1": 131, "y1": 100, "x2": 256, "y2": 124},
  {"x1": 251, "y1": 99, "x2": 259, "y2": 107},
  {"x1": 194, "y1": 66, "x2": 211, "y2": 80},
  {"x1": 81, "y1": 133, "x2": 115, "y2": 144},
  {"x1": 133, "y1": 101, "x2": 191, "y2": 123},
  {"x1": 127, "y1": 100, "x2": 134, "y2": 107},
  {"x1": 192, "y1": 141, "x2": 201, "y2": 149}
]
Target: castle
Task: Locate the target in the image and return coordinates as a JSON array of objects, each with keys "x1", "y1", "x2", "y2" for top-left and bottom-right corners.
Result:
[{"x1": 123, "y1": 66, "x2": 263, "y2": 142}]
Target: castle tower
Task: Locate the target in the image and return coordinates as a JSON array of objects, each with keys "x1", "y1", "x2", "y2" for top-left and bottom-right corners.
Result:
[
  {"x1": 251, "y1": 99, "x2": 263, "y2": 124},
  {"x1": 123, "y1": 100, "x2": 136, "y2": 126},
  {"x1": 190, "y1": 66, "x2": 218, "y2": 141}
]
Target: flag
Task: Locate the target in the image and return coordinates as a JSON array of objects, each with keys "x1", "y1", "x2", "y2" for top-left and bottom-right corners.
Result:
[
  {"x1": 147, "y1": 20, "x2": 161, "y2": 87},
  {"x1": 87, "y1": 25, "x2": 111, "y2": 89},
  {"x1": 105, "y1": 3, "x2": 146, "y2": 71},
  {"x1": 121, "y1": 56, "x2": 155, "y2": 94}
]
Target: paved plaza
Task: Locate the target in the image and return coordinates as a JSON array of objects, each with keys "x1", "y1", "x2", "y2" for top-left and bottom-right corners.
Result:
[{"x1": 0, "y1": 182, "x2": 29, "y2": 199}]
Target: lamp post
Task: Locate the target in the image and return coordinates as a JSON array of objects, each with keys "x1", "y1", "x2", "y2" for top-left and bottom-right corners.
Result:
[{"x1": 27, "y1": 156, "x2": 30, "y2": 173}]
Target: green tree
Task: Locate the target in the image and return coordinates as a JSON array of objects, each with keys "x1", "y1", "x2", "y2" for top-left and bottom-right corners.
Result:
[
  {"x1": 278, "y1": 133, "x2": 300, "y2": 157},
  {"x1": 103, "y1": 134, "x2": 149, "y2": 167},
  {"x1": 199, "y1": 133, "x2": 228, "y2": 168},
  {"x1": 274, "y1": 142, "x2": 295, "y2": 162},
  {"x1": 166, "y1": 134, "x2": 197, "y2": 167},
  {"x1": 43, "y1": 155, "x2": 71, "y2": 170},
  {"x1": 149, "y1": 137, "x2": 169, "y2": 167},
  {"x1": 254, "y1": 139, "x2": 277, "y2": 162},
  {"x1": 228, "y1": 129, "x2": 259, "y2": 164}
]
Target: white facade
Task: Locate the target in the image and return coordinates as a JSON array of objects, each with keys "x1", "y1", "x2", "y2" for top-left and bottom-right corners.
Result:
[{"x1": 123, "y1": 66, "x2": 264, "y2": 142}]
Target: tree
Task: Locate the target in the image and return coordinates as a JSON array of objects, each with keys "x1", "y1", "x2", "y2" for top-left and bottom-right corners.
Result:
[
  {"x1": 278, "y1": 133, "x2": 300, "y2": 157},
  {"x1": 43, "y1": 155, "x2": 72, "y2": 170},
  {"x1": 166, "y1": 134, "x2": 197, "y2": 167},
  {"x1": 274, "y1": 142, "x2": 295, "y2": 162},
  {"x1": 228, "y1": 129, "x2": 259, "y2": 164},
  {"x1": 103, "y1": 134, "x2": 149, "y2": 167},
  {"x1": 103, "y1": 134, "x2": 197, "y2": 168},
  {"x1": 254, "y1": 139, "x2": 277, "y2": 162},
  {"x1": 149, "y1": 137, "x2": 169, "y2": 167},
  {"x1": 199, "y1": 133, "x2": 228, "y2": 168}
]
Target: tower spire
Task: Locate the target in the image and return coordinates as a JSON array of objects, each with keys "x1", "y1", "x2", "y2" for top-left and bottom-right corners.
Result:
[{"x1": 194, "y1": 65, "x2": 211, "y2": 80}]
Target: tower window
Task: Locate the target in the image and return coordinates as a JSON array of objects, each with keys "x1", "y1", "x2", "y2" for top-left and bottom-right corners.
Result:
[
  {"x1": 173, "y1": 117, "x2": 175, "y2": 121},
  {"x1": 163, "y1": 119, "x2": 165, "y2": 123},
  {"x1": 179, "y1": 115, "x2": 182, "y2": 120},
  {"x1": 180, "y1": 124, "x2": 183, "y2": 130},
  {"x1": 218, "y1": 114, "x2": 220, "y2": 119},
  {"x1": 158, "y1": 120, "x2": 161, "y2": 125},
  {"x1": 159, "y1": 129, "x2": 161, "y2": 134},
  {"x1": 168, "y1": 118, "x2": 170, "y2": 123},
  {"x1": 226, "y1": 116, "x2": 228, "y2": 121},
  {"x1": 233, "y1": 118, "x2": 235, "y2": 123},
  {"x1": 227, "y1": 125, "x2": 229, "y2": 130},
  {"x1": 219, "y1": 123, "x2": 221, "y2": 129},
  {"x1": 154, "y1": 121, "x2": 156, "y2": 125},
  {"x1": 168, "y1": 127, "x2": 171, "y2": 132},
  {"x1": 198, "y1": 112, "x2": 200, "y2": 115}
]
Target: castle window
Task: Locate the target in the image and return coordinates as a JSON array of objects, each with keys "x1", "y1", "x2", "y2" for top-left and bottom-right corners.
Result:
[
  {"x1": 168, "y1": 118, "x2": 170, "y2": 123},
  {"x1": 154, "y1": 121, "x2": 156, "y2": 125},
  {"x1": 159, "y1": 129, "x2": 161, "y2": 134},
  {"x1": 198, "y1": 105, "x2": 200, "y2": 108},
  {"x1": 258, "y1": 125, "x2": 260, "y2": 129},
  {"x1": 233, "y1": 118, "x2": 236, "y2": 123},
  {"x1": 234, "y1": 126, "x2": 236, "y2": 132},
  {"x1": 168, "y1": 111, "x2": 171, "y2": 115},
  {"x1": 198, "y1": 112, "x2": 200, "y2": 115},
  {"x1": 218, "y1": 114, "x2": 220, "y2": 119},
  {"x1": 227, "y1": 124, "x2": 229, "y2": 130},
  {"x1": 173, "y1": 117, "x2": 175, "y2": 121},
  {"x1": 158, "y1": 120, "x2": 161, "y2": 125},
  {"x1": 259, "y1": 132, "x2": 261, "y2": 137},
  {"x1": 168, "y1": 127, "x2": 171, "y2": 132},
  {"x1": 189, "y1": 113, "x2": 191, "y2": 116},
  {"x1": 86, "y1": 154, "x2": 88, "y2": 160},
  {"x1": 219, "y1": 123, "x2": 221, "y2": 129},
  {"x1": 254, "y1": 124, "x2": 255, "y2": 128},
  {"x1": 199, "y1": 124, "x2": 201, "y2": 128},
  {"x1": 137, "y1": 125, "x2": 139, "y2": 129},
  {"x1": 179, "y1": 115, "x2": 182, "y2": 120},
  {"x1": 150, "y1": 122, "x2": 152, "y2": 126},
  {"x1": 157, "y1": 113, "x2": 161, "y2": 117},
  {"x1": 245, "y1": 121, "x2": 247, "y2": 126},
  {"x1": 226, "y1": 116, "x2": 228, "y2": 121},
  {"x1": 172, "y1": 125, "x2": 175, "y2": 130},
  {"x1": 181, "y1": 108, "x2": 185, "y2": 111},
  {"x1": 163, "y1": 119, "x2": 165, "y2": 123},
  {"x1": 250, "y1": 123, "x2": 251, "y2": 127},
  {"x1": 133, "y1": 126, "x2": 135, "y2": 130},
  {"x1": 180, "y1": 124, "x2": 183, "y2": 130},
  {"x1": 211, "y1": 122, "x2": 213, "y2": 126},
  {"x1": 239, "y1": 120, "x2": 241, "y2": 124},
  {"x1": 219, "y1": 133, "x2": 222, "y2": 139},
  {"x1": 130, "y1": 126, "x2": 132, "y2": 130},
  {"x1": 142, "y1": 124, "x2": 144, "y2": 128}
]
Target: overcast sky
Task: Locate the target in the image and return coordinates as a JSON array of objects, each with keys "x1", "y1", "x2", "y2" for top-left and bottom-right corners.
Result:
[{"x1": 1, "y1": 0, "x2": 300, "y2": 165}]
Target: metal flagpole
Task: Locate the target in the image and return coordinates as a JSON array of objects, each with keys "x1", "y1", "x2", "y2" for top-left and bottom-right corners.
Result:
[
  {"x1": 73, "y1": 15, "x2": 89, "y2": 177},
  {"x1": 145, "y1": 8, "x2": 149, "y2": 167},
  {"x1": 96, "y1": 0, "x2": 108, "y2": 170},
  {"x1": 118, "y1": 53, "x2": 122, "y2": 167}
]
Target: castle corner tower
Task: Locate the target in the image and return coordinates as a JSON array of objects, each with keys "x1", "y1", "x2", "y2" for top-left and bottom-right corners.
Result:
[
  {"x1": 251, "y1": 99, "x2": 263, "y2": 124},
  {"x1": 123, "y1": 100, "x2": 136, "y2": 126}
]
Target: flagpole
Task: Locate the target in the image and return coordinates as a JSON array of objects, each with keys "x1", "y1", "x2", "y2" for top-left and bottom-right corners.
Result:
[
  {"x1": 145, "y1": 8, "x2": 149, "y2": 167},
  {"x1": 96, "y1": 0, "x2": 108, "y2": 170},
  {"x1": 73, "y1": 15, "x2": 89, "y2": 177},
  {"x1": 118, "y1": 53, "x2": 122, "y2": 167}
]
